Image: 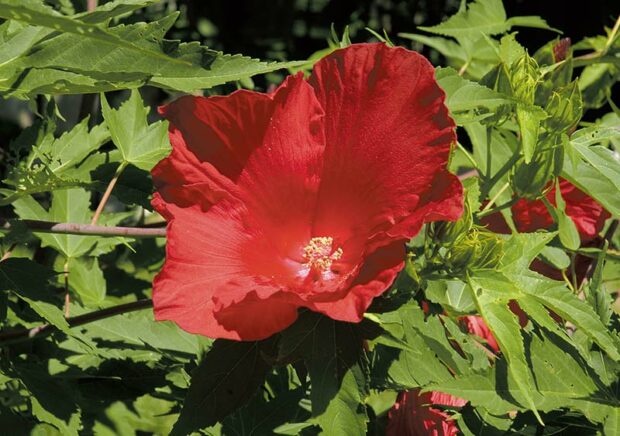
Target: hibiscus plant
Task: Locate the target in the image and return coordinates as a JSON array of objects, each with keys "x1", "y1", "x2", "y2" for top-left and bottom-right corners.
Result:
[{"x1": 0, "y1": 1, "x2": 619, "y2": 435}]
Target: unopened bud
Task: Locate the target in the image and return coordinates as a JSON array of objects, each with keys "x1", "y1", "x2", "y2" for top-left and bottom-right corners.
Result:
[
  {"x1": 512, "y1": 150, "x2": 555, "y2": 200},
  {"x1": 446, "y1": 228, "x2": 505, "y2": 272},
  {"x1": 553, "y1": 38, "x2": 572, "y2": 63},
  {"x1": 432, "y1": 202, "x2": 473, "y2": 246},
  {"x1": 545, "y1": 81, "x2": 582, "y2": 131},
  {"x1": 511, "y1": 54, "x2": 540, "y2": 104}
]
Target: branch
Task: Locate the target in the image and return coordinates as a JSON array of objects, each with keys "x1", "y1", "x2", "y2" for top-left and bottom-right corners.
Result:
[
  {"x1": 91, "y1": 161, "x2": 128, "y2": 225},
  {"x1": 0, "y1": 218, "x2": 166, "y2": 238},
  {"x1": 0, "y1": 299, "x2": 153, "y2": 346}
]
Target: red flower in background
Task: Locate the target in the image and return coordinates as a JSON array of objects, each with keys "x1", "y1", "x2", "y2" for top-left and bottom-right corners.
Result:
[
  {"x1": 483, "y1": 178, "x2": 609, "y2": 242},
  {"x1": 386, "y1": 389, "x2": 467, "y2": 436},
  {"x1": 151, "y1": 43, "x2": 463, "y2": 341},
  {"x1": 461, "y1": 315, "x2": 500, "y2": 352}
]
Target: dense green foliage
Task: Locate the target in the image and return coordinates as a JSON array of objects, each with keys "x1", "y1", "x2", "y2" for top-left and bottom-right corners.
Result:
[{"x1": 0, "y1": 1, "x2": 619, "y2": 435}]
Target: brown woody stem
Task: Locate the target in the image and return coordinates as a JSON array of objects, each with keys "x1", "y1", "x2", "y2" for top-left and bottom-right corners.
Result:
[
  {"x1": 0, "y1": 218, "x2": 166, "y2": 238},
  {"x1": 0, "y1": 299, "x2": 153, "y2": 346},
  {"x1": 91, "y1": 161, "x2": 127, "y2": 225}
]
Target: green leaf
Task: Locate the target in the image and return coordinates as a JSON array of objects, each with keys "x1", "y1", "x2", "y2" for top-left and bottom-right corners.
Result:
[
  {"x1": 1, "y1": 13, "x2": 302, "y2": 97},
  {"x1": 399, "y1": 33, "x2": 466, "y2": 63},
  {"x1": 520, "y1": 275, "x2": 620, "y2": 361},
  {"x1": 564, "y1": 127, "x2": 620, "y2": 210},
  {"x1": 428, "y1": 329, "x2": 618, "y2": 422},
  {"x1": 1, "y1": 117, "x2": 109, "y2": 205},
  {"x1": 418, "y1": 0, "x2": 557, "y2": 40},
  {"x1": 516, "y1": 106, "x2": 546, "y2": 163},
  {"x1": 222, "y1": 369, "x2": 308, "y2": 436},
  {"x1": 425, "y1": 279, "x2": 475, "y2": 313},
  {"x1": 14, "y1": 360, "x2": 82, "y2": 435},
  {"x1": 278, "y1": 313, "x2": 369, "y2": 435},
  {"x1": 67, "y1": 257, "x2": 106, "y2": 306},
  {"x1": 75, "y1": 0, "x2": 156, "y2": 23},
  {"x1": 171, "y1": 340, "x2": 273, "y2": 436},
  {"x1": 468, "y1": 277, "x2": 543, "y2": 423},
  {"x1": 604, "y1": 408, "x2": 620, "y2": 436},
  {"x1": 36, "y1": 117, "x2": 110, "y2": 178},
  {"x1": 80, "y1": 309, "x2": 209, "y2": 356},
  {"x1": 585, "y1": 244, "x2": 612, "y2": 326},
  {"x1": 370, "y1": 303, "x2": 468, "y2": 387},
  {"x1": 0, "y1": 0, "x2": 142, "y2": 47},
  {"x1": 500, "y1": 231, "x2": 556, "y2": 272},
  {"x1": 498, "y1": 33, "x2": 526, "y2": 66},
  {"x1": 101, "y1": 90, "x2": 170, "y2": 171},
  {"x1": 0, "y1": 20, "x2": 46, "y2": 66},
  {"x1": 13, "y1": 188, "x2": 96, "y2": 258},
  {"x1": 539, "y1": 245, "x2": 571, "y2": 269},
  {"x1": 553, "y1": 183, "x2": 581, "y2": 250},
  {"x1": 435, "y1": 67, "x2": 512, "y2": 123},
  {"x1": 0, "y1": 258, "x2": 69, "y2": 332},
  {"x1": 562, "y1": 156, "x2": 620, "y2": 216}
]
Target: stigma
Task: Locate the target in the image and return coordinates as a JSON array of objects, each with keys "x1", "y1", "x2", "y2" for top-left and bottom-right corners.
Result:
[{"x1": 302, "y1": 236, "x2": 343, "y2": 272}]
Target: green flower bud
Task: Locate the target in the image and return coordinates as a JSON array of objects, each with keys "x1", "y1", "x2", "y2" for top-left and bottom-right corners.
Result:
[
  {"x1": 511, "y1": 148, "x2": 556, "y2": 200},
  {"x1": 431, "y1": 202, "x2": 473, "y2": 246},
  {"x1": 544, "y1": 81, "x2": 582, "y2": 132},
  {"x1": 511, "y1": 54, "x2": 540, "y2": 104},
  {"x1": 445, "y1": 227, "x2": 505, "y2": 273}
]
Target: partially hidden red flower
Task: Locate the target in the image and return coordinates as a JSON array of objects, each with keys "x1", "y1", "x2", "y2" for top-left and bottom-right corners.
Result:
[
  {"x1": 151, "y1": 43, "x2": 463, "y2": 340},
  {"x1": 461, "y1": 315, "x2": 500, "y2": 353},
  {"x1": 386, "y1": 389, "x2": 467, "y2": 436},
  {"x1": 483, "y1": 178, "x2": 609, "y2": 242}
]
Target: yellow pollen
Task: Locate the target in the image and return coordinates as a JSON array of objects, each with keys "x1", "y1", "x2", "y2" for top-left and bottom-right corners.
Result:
[{"x1": 302, "y1": 236, "x2": 343, "y2": 272}]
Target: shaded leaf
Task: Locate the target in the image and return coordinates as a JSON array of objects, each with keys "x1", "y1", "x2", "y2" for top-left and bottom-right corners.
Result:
[
  {"x1": 171, "y1": 340, "x2": 273, "y2": 436},
  {"x1": 0, "y1": 258, "x2": 68, "y2": 331}
]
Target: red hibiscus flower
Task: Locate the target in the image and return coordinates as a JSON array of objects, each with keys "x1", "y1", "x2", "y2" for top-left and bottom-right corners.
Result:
[
  {"x1": 151, "y1": 43, "x2": 463, "y2": 341},
  {"x1": 483, "y1": 178, "x2": 609, "y2": 242},
  {"x1": 461, "y1": 315, "x2": 500, "y2": 353},
  {"x1": 386, "y1": 389, "x2": 467, "y2": 436}
]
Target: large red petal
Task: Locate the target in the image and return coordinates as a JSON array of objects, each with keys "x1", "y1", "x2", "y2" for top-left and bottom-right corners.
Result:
[
  {"x1": 309, "y1": 43, "x2": 462, "y2": 252},
  {"x1": 152, "y1": 201, "x2": 298, "y2": 340},
  {"x1": 152, "y1": 90, "x2": 274, "y2": 219}
]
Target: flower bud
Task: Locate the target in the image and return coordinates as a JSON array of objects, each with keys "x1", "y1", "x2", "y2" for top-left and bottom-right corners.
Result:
[
  {"x1": 544, "y1": 81, "x2": 582, "y2": 132},
  {"x1": 533, "y1": 37, "x2": 572, "y2": 65},
  {"x1": 511, "y1": 54, "x2": 540, "y2": 104},
  {"x1": 512, "y1": 150, "x2": 555, "y2": 200},
  {"x1": 553, "y1": 38, "x2": 572, "y2": 63},
  {"x1": 431, "y1": 202, "x2": 473, "y2": 246},
  {"x1": 446, "y1": 227, "x2": 504, "y2": 273}
]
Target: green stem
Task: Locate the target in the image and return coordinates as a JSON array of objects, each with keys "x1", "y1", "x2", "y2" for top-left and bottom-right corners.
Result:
[
  {"x1": 91, "y1": 161, "x2": 128, "y2": 225},
  {"x1": 480, "y1": 150, "x2": 521, "y2": 201},
  {"x1": 457, "y1": 142, "x2": 479, "y2": 169},
  {"x1": 479, "y1": 181, "x2": 510, "y2": 213},
  {"x1": 485, "y1": 127, "x2": 492, "y2": 181},
  {"x1": 477, "y1": 197, "x2": 518, "y2": 219}
]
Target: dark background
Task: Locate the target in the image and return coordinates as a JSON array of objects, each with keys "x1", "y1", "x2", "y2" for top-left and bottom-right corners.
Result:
[{"x1": 174, "y1": 0, "x2": 619, "y2": 62}]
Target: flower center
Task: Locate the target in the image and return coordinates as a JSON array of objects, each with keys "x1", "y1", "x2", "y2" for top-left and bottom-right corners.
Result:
[{"x1": 302, "y1": 236, "x2": 343, "y2": 272}]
